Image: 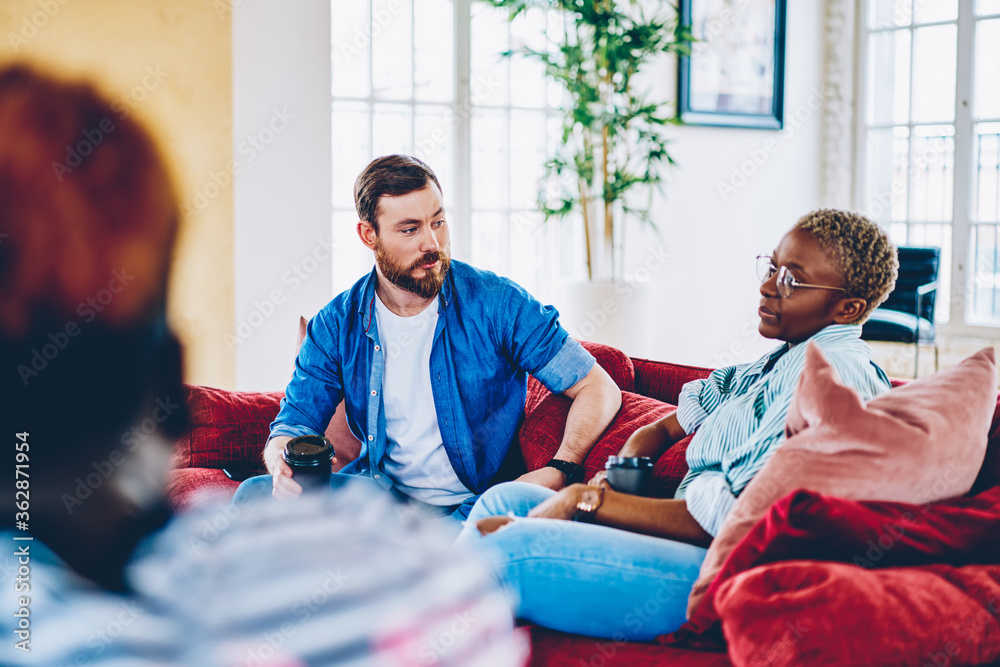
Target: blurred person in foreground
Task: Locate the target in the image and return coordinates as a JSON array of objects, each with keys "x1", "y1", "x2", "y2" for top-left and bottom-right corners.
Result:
[{"x1": 0, "y1": 63, "x2": 525, "y2": 666}]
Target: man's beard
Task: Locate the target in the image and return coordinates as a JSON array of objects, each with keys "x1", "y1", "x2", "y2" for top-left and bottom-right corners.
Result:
[{"x1": 375, "y1": 240, "x2": 451, "y2": 299}]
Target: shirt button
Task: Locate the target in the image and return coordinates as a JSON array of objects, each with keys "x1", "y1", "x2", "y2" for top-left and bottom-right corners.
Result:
[
  {"x1": 374, "y1": 474, "x2": 380, "y2": 479},
  {"x1": 371, "y1": 390, "x2": 377, "y2": 396},
  {"x1": 368, "y1": 435, "x2": 374, "y2": 441},
  {"x1": 374, "y1": 345, "x2": 381, "y2": 351}
]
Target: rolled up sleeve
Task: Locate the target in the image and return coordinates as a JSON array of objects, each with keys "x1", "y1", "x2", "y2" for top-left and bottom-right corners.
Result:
[
  {"x1": 676, "y1": 364, "x2": 751, "y2": 434},
  {"x1": 676, "y1": 379, "x2": 710, "y2": 434},
  {"x1": 268, "y1": 423, "x2": 318, "y2": 443},
  {"x1": 498, "y1": 281, "x2": 595, "y2": 393},
  {"x1": 533, "y1": 338, "x2": 595, "y2": 394}
]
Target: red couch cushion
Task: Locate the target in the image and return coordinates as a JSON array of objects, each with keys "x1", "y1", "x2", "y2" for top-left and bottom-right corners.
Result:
[
  {"x1": 519, "y1": 390, "x2": 681, "y2": 492},
  {"x1": 651, "y1": 433, "x2": 695, "y2": 498},
  {"x1": 166, "y1": 467, "x2": 240, "y2": 512},
  {"x1": 631, "y1": 358, "x2": 712, "y2": 405},
  {"x1": 669, "y1": 484, "x2": 1000, "y2": 648},
  {"x1": 177, "y1": 386, "x2": 363, "y2": 472},
  {"x1": 529, "y1": 626, "x2": 730, "y2": 666},
  {"x1": 175, "y1": 385, "x2": 282, "y2": 470},
  {"x1": 716, "y1": 561, "x2": 1000, "y2": 667}
]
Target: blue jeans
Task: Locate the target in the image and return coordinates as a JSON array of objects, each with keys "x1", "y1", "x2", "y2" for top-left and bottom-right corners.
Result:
[
  {"x1": 230, "y1": 473, "x2": 478, "y2": 521},
  {"x1": 456, "y1": 482, "x2": 708, "y2": 641}
]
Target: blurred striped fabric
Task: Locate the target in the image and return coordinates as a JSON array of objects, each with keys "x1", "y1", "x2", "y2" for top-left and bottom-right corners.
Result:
[{"x1": 1, "y1": 481, "x2": 527, "y2": 666}]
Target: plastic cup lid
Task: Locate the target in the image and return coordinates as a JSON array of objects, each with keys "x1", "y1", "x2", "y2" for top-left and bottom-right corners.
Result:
[
  {"x1": 606, "y1": 455, "x2": 654, "y2": 469},
  {"x1": 284, "y1": 435, "x2": 333, "y2": 463}
]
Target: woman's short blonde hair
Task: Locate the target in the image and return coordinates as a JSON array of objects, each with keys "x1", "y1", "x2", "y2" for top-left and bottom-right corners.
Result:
[{"x1": 793, "y1": 209, "x2": 899, "y2": 324}]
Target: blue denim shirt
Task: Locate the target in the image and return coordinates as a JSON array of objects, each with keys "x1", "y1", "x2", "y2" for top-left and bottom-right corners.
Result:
[{"x1": 270, "y1": 260, "x2": 595, "y2": 494}]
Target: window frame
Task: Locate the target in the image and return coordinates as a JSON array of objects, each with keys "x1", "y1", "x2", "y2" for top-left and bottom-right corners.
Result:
[
  {"x1": 330, "y1": 0, "x2": 563, "y2": 300},
  {"x1": 853, "y1": 0, "x2": 1000, "y2": 336}
]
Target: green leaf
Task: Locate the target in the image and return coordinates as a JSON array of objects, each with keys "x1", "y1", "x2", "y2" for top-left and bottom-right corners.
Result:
[{"x1": 476, "y1": 0, "x2": 687, "y2": 235}]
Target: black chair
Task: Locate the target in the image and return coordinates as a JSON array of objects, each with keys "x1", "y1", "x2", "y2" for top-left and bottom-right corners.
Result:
[{"x1": 860, "y1": 246, "x2": 940, "y2": 378}]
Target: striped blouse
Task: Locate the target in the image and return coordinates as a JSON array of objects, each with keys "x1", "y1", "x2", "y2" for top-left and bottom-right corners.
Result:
[{"x1": 674, "y1": 324, "x2": 891, "y2": 536}]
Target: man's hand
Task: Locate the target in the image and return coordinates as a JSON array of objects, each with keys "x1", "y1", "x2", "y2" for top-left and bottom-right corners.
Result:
[
  {"x1": 264, "y1": 436, "x2": 302, "y2": 500},
  {"x1": 514, "y1": 466, "x2": 568, "y2": 491},
  {"x1": 526, "y1": 484, "x2": 586, "y2": 521},
  {"x1": 263, "y1": 435, "x2": 338, "y2": 501}
]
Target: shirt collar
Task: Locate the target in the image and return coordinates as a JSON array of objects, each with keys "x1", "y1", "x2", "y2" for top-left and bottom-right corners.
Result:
[
  {"x1": 357, "y1": 263, "x2": 454, "y2": 332},
  {"x1": 760, "y1": 323, "x2": 862, "y2": 375},
  {"x1": 794, "y1": 323, "x2": 863, "y2": 346}
]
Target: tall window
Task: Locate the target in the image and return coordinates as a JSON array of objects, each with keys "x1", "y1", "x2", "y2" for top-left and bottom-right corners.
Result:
[
  {"x1": 858, "y1": 0, "x2": 1000, "y2": 329},
  {"x1": 331, "y1": 0, "x2": 562, "y2": 299}
]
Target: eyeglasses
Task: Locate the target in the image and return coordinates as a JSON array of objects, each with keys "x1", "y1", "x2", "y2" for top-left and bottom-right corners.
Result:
[{"x1": 756, "y1": 254, "x2": 846, "y2": 299}]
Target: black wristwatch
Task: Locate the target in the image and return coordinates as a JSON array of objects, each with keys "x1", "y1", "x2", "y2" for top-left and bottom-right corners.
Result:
[{"x1": 544, "y1": 458, "x2": 583, "y2": 484}]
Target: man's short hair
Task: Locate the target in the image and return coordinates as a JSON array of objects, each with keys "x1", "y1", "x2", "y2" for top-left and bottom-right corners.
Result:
[
  {"x1": 353, "y1": 154, "x2": 442, "y2": 232},
  {"x1": 793, "y1": 209, "x2": 899, "y2": 324}
]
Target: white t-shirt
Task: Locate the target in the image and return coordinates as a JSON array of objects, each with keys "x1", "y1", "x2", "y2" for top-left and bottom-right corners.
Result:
[{"x1": 374, "y1": 294, "x2": 473, "y2": 506}]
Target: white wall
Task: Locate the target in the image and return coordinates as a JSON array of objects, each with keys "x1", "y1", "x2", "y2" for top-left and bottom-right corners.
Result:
[
  {"x1": 231, "y1": 0, "x2": 828, "y2": 386},
  {"x1": 233, "y1": 0, "x2": 332, "y2": 390},
  {"x1": 607, "y1": 0, "x2": 828, "y2": 368}
]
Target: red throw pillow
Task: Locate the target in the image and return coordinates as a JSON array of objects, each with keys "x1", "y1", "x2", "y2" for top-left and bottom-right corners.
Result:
[
  {"x1": 652, "y1": 433, "x2": 695, "y2": 498},
  {"x1": 973, "y1": 403, "x2": 1000, "y2": 495},
  {"x1": 166, "y1": 467, "x2": 240, "y2": 512},
  {"x1": 177, "y1": 385, "x2": 282, "y2": 470},
  {"x1": 667, "y1": 484, "x2": 1000, "y2": 648},
  {"x1": 686, "y1": 345, "x2": 998, "y2": 618},
  {"x1": 178, "y1": 385, "x2": 362, "y2": 473},
  {"x1": 715, "y1": 561, "x2": 1000, "y2": 667},
  {"x1": 519, "y1": 391, "x2": 678, "y2": 489}
]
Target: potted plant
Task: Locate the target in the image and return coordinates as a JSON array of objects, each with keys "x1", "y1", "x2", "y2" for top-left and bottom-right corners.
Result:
[
  {"x1": 485, "y1": 0, "x2": 689, "y2": 279},
  {"x1": 484, "y1": 0, "x2": 690, "y2": 351}
]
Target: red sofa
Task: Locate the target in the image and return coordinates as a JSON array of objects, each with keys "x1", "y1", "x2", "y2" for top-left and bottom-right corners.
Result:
[{"x1": 167, "y1": 342, "x2": 1000, "y2": 666}]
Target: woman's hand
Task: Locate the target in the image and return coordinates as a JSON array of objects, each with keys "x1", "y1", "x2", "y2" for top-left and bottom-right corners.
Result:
[
  {"x1": 588, "y1": 470, "x2": 609, "y2": 489},
  {"x1": 526, "y1": 484, "x2": 587, "y2": 521},
  {"x1": 476, "y1": 515, "x2": 515, "y2": 536}
]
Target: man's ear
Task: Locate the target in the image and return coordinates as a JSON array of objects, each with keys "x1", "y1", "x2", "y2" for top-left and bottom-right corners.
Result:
[
  {"x1": 833, "y1": 297, "x2": 867, "y2": 324},
  {"x1": 356, "y1": 221, "x2": 377, "y2": 250}
]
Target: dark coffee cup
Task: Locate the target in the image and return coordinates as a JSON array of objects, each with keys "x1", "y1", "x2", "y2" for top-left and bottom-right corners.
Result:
[
  {"x1": 605, "y1": 456, "x2": 654, "y2": 496},
  {"x1": 283, "y1": 435, "x2": 334, "y2": 492}
]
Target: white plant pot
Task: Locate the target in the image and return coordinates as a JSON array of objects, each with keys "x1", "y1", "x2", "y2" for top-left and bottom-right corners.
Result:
[{"x1": 558, "y1": 279, "x2": 653, "y2": 358}]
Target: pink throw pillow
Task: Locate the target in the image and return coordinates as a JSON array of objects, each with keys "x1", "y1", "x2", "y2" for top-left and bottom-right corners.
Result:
[{"x1": 686, "y1": 344, "x2": 998, "y2": 618}]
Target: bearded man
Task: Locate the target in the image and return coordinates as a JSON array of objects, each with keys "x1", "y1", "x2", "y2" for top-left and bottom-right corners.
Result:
[{"x1": 232, "y1": 155, "x2": 622, "y2": 520}]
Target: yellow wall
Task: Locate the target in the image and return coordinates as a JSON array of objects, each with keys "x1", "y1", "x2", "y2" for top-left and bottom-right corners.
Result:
[{"x1": 1, "y1": 0, "x2": 235, "y2": 388}]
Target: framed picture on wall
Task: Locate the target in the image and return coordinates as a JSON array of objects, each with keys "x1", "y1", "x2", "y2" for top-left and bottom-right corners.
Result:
[{"x1": 677, "y1": 0, "x2": 786, "y2": 129}]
